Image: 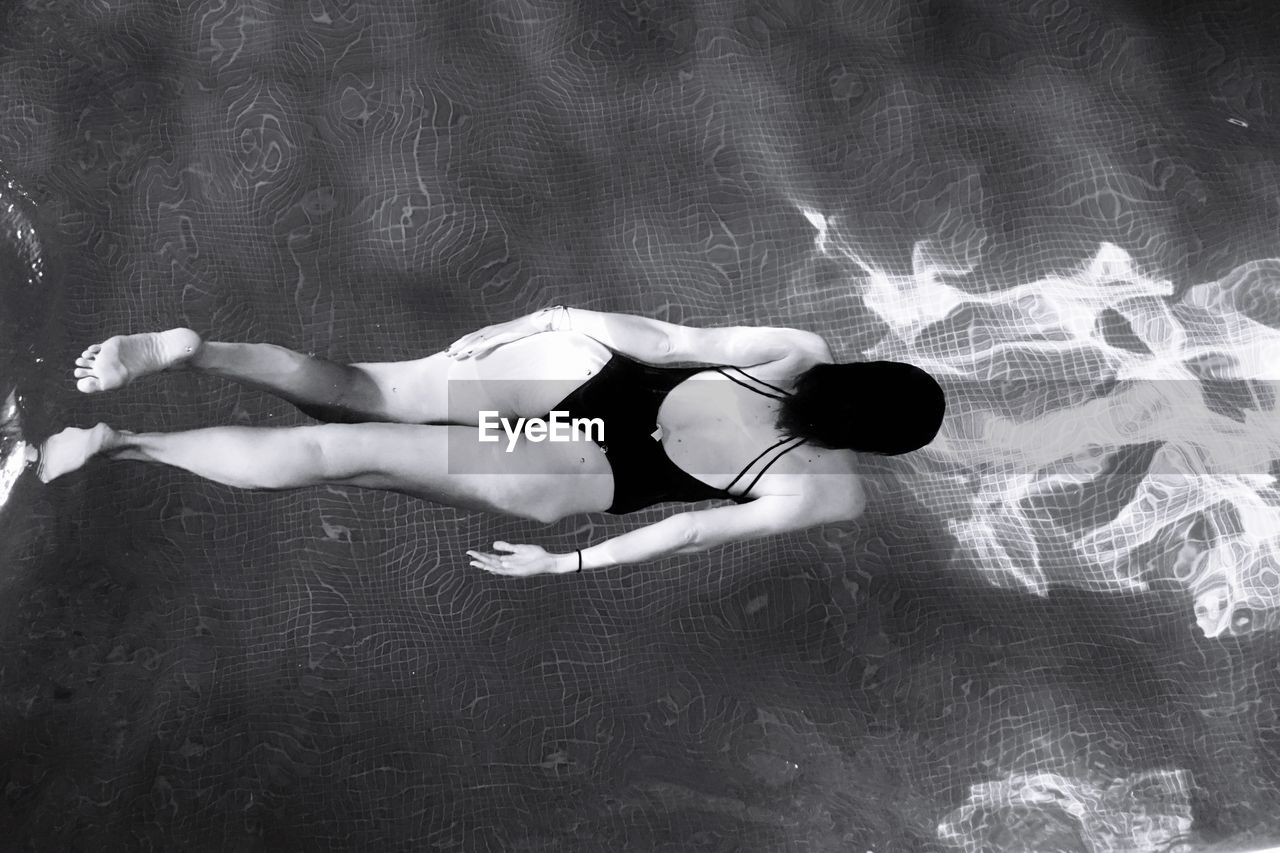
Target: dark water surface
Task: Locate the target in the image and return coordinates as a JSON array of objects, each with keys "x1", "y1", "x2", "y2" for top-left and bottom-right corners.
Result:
[{"x1": 2, "y1": 0, "x2": 1280, "y2": 850}]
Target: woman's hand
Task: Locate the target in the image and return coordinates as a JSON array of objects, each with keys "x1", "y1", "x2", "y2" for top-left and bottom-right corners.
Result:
[
  {"x1": 446, "y1": 312, "x2": 549, "y2": 360},
  {"x1": 467, "y1": 541, "x2": 572, "y2": 577}
]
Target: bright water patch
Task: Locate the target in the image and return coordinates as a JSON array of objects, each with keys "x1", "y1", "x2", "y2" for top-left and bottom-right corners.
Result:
[
  {"x1": 797, "y1": 207, "x2": 1280, "y2": 642},
  {"x1": 0, "y1": 166, "x2": 45, "y2": 509}
]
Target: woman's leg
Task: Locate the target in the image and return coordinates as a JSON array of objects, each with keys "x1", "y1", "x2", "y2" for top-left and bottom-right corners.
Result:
[
  {"x1": 34, "y1": 421, "x2": 615, "y2": 521},
  {"x1": 72, "y1": 328, "x2": 612, "y2": 426},
  {"x1": 189, "y1": 340, "x2": 413, "y2": 423},
  {"x1": 73, "y1": 329, "x2": 441, "y2": 423}
]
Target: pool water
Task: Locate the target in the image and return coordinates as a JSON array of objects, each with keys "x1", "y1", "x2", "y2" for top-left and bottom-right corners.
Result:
[{"x1": 1, "y1": 1, "x2": 1279, "y2": 850}]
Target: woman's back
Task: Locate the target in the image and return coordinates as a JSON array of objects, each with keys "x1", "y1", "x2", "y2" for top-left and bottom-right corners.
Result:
[{"x1": 656, "y1": 355, "x2": 863, "y2": 513}]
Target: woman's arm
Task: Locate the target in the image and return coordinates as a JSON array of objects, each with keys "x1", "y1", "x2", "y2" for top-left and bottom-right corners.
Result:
[
  {"x1": 471, "y1": 481, "x2": 863, "y2": 577},
  {"x1": 549, "y1": 308, "x2": 830, "y2": 368},
  {"x1": 547, "y1": 307, "x2": 676, "y2": 364},
  {"x1": 449, "y1": 307, "x2": 680, "y2": 365},
  {"x1": 558, "y1": 494, "x2": 828, "y2": 572},
  {"x1": 450, "y1": 307, "x2": 828, "y2": 368}
]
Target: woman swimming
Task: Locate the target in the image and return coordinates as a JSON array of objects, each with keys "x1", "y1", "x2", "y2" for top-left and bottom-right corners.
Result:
[{"x1": 31, "y1": 307, "x2": 945, "y2": 576}]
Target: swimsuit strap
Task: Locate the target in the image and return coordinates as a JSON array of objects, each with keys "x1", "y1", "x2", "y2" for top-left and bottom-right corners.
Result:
[
  {"x1": 712, "y1": 366, "x2": 802, "y2": 498},
  {"x1": 722, "y1": 435, "x2": 806, "y2": 497},
  {"x1": 713, "y1": 367, "x2": 793, "y2": 400}
]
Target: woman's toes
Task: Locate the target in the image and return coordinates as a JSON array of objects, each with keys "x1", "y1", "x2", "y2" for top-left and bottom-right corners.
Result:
[
  {"x1": 76, "y1": 357, "x2": 93, "y2": 367},
  {"x1": 74, "y1": 367, "x2": 93, "y2": 378},
  {"x1": 76, "y1": 377, "x2": 102, "y2": 393}
]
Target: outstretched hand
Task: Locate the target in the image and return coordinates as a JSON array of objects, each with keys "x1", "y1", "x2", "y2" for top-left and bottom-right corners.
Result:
[
  {"x1": 446, "y1": 314, "x2": 544, "y2": 360},
  {"x1": 468, "y1": 541, "x2": 569, "y2": 577}
]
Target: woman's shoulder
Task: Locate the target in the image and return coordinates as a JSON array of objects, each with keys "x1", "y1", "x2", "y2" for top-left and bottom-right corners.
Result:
[
  {"x1": 744, "y1": 440, "x2": 864, "y2": 518},
  {"x1": 718, "y1": 339, "x2": 834, "y2": 385}
]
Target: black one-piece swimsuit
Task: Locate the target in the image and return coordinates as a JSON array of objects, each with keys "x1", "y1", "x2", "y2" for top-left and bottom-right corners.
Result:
[{"x1": 548, "y1": 351, "x2": 805, "y2": 514}]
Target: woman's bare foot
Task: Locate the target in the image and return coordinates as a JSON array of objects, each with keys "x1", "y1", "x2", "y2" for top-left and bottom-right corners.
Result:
[
  {"x1": 74, "y1": 328, "x2": 203, "y2": 393},
  {"x1": 29, "y1": 423, "x2": 120, "y2": 483}
]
